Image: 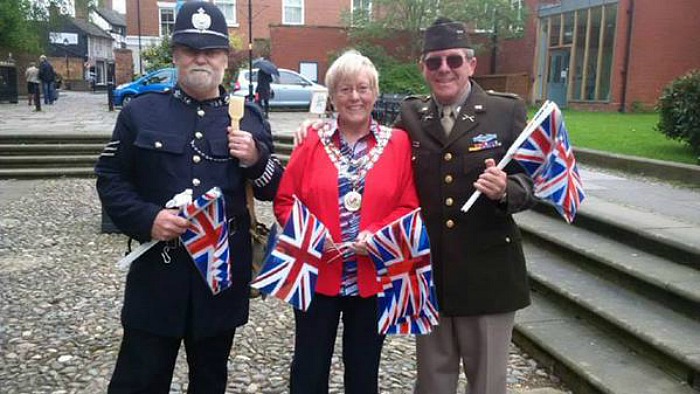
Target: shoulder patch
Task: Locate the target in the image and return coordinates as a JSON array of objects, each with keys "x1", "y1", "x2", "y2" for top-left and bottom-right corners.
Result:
[
  {"x1": 402, "y1": 94, "x2": 430, "y2": 103},
  {"x1": 486, "y1": 89, "x2": 520, "y2": 99}
]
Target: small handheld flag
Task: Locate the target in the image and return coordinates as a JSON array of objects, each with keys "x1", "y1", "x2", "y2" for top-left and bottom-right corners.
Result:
[
  {"x1": 366, "y1": 208, "x2": 439, "y2": 335},
  {"x1": 179, "y1": 187, "x2": 232, "y2": 295},
  {"x1": 251, "y1": 197, "x2": 335, "y2": 311}
]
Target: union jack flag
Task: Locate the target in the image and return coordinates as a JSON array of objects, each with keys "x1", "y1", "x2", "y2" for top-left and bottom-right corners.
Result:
[
  {"x1": 251, "y1": 197, "x2": 334, "y2": 311},
  {"x1": 513, "y1": 103, "x2": 585, "y2": 223},
  {"x1": 179, "y1": 187, "x2": 232, "y2": 295},
  {"x1": 366, "y1": 209, "x2": 438, "y2": 335}
]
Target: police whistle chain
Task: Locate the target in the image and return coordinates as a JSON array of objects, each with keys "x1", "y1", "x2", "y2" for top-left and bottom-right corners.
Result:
[
  {"x1": 460, "y1": 100, "x2": 555, "y2": 213},
  {"x1": 115, "y1": 189, "x2": 193, "y2": 271}
]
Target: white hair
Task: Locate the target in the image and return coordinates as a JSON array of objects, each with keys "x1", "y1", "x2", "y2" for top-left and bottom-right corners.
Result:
[{"x1": 325, "y1": 50, "x2": 380, "y2": 98}]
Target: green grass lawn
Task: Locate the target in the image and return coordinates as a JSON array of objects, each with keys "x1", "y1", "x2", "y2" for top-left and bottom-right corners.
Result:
[{"x1": 527, "y1": 109, "x2": 698, "y2": 165}]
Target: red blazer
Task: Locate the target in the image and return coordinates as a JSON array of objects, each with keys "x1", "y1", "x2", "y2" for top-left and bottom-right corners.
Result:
[{"x1": 274, "y1": 125, "x2": 420, "y2": 297}]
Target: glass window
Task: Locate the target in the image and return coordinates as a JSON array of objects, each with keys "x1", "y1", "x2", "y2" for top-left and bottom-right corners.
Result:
[
  {"x1": 279, "y1": 71, "x2": 306, "y2": 85},
  {"x1": 597, "y1": 4, "x2": 617, "y2": 101},
  {"x1": 562, "y1": 12, "x2": 575, "y2": 45},
  {"x1": 572, "y1": 9, "x2": 587, "y2": 100},
  {"x1": 283, "y1": 0, "x2": 303, "y2": 25},
  {"x1": 585, "y1": 6, "x2": 602, "y2": 100},
  {"x1": 159, "y1": 8, "x2": 175, "y2": 37},
  {"x1": 549, "y1": 15, "x2": 561, "y2": 47},
  {"x1": 215, "y1": 0, "x2": 236, "y2": 25},
  {"x1": 352, "y1": 0, "x2": 372, "y2": 24}
]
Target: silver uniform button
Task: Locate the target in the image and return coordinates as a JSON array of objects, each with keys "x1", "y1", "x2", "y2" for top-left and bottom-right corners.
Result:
[
  {"x1": 192, "y1": 178, "x2": 201, "y2": 187},
  {"x1": 197, "y1": 109, "x2": 205, "y2": 117},
  {"x1": 505, "y1": 237, "x2": 511, "y2": 243},
  {"x1": 193, "y1": 155, "x2": 201, "y2": 163},
  {"x1": 154, "y1": 141, "x2": 163, "y2": 149},
  {"x1": 195, "y1": 132, "x2": 203, "y2": 139}
]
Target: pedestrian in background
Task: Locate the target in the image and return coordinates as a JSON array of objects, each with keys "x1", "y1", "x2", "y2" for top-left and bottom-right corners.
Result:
[
  {"x1": 25, "y1": 62, "x2": 39, "y2": 106},
  {"x1": 94, "y1": 2, "x2": 283, "y2": 392},
  {"x1": 256, "y1": 69, "x2": 273, "y2": 118},
  {"x1": 38, "y1": 55, "x2": 56, "y2": 105},
  {"x1": 397, "y1": 17, "x2": 536, "y2": 394}
]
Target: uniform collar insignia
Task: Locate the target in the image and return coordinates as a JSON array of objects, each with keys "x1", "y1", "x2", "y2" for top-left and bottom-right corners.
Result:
[
  {"x1": 474, "y1": 104, "x2": 484, "y2": 113},
  {"x1": 192, "y1": 8, "x2": 212, "y2": 32},
  {"x1": 461, "y1": 114, "x2": 475, "y2": 122},
  {"x1": 173, "y1": 85, "x2": 229, "y2": 107}
]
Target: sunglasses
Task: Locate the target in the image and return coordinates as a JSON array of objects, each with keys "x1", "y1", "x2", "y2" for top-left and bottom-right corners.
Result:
[{"x1": 424, "y1": 55, "x2": 468, "y2": 71}]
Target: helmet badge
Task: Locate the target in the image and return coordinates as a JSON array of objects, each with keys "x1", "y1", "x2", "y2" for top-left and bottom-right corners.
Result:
[{"x1": 192, "y1": 7, "x2": 212, "y2": 31}]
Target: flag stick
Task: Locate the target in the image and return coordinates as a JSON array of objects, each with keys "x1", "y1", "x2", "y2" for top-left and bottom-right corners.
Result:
[{"x1": 460, "y1": 101, "x2": 557, "y2": 213}]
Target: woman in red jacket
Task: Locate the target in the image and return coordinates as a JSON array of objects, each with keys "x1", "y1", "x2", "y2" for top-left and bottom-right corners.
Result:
[{"x1": 274, "y1": 50, "x2": 420, "y2": 394}]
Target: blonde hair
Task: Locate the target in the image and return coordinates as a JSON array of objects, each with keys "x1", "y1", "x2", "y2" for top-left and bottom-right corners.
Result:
[{"x1": 325, "y1": 50, "x2": 379, "y2": 98}]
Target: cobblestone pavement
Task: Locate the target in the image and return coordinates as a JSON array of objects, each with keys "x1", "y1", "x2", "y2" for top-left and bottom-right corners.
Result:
[{"x1": 0, "y1": 178, "x2": 568, "y2": 394}]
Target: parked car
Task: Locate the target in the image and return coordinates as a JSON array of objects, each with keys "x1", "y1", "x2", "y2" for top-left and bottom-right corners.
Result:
[
  {"x1": 231, "y1": 68, "x2": 327, "y2": 109},
  {"x1": 114, "y1": 68, "x2": 177, "y2": 106}
]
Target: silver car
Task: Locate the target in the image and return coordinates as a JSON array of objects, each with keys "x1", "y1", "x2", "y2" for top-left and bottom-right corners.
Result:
[{"x1": 231, "y1": 68, "x2": 327, "y2": 108}]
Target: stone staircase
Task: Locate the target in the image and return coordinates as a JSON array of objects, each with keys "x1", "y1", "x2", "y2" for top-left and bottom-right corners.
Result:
[
  {"x1": 0, "y1": 134, "x2": 295, "y2": 180},
  {"x1": 514, "y1": 199, "x2": 700, "y2": 394},
  {"x1": 2, "y1": 133, "x2": 699, "y2": 393}
]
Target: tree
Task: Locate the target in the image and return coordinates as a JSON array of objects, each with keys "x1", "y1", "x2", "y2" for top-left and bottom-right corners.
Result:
[
  {"x1": 141, "y1": 36, "x2": 173, "y2": 73},
  {"x1": 0, "y1": 0, "x2": 44, "y2": 53},
  {"x1": 346, "y1": 0, "x2": 527, "y2": 62}
]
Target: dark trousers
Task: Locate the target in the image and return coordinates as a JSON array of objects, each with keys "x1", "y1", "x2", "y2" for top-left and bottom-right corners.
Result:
[
  {"x1": 290, "y1": 294, "x2": 385, "y2": 394},
  {"x1": 108, "y1": 327, "x2": 235, "y2": 394}
]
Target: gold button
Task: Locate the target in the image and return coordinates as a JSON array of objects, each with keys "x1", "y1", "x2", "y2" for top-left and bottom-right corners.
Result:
[
  {"x1": 444, "y1": 152, "x2": 453, "y2": 161},
  {"x1": 195, "y1": 132, "x2": 203, "y2": 139},
  {"x1": 444, "y1": 174, "x2": 453, "y2": 184},
  {"x1": 193, "y1": 155, "x2": 201, "y2": 163},
  {"x1": 446, "y1": 219, "x2": 455, "y2": 228},
  {"x1": 445, "y1": 198, "x2": 454, "y2": 207},
  {"x1": 154, "y1": 141, "x2": 163, "y2": 149},
  {"x1": 197, "y1": 109, "x2": 205, "y2": 117},
  {"x1": 192, "y1": 178, "x2": 201, "y2": 187}
]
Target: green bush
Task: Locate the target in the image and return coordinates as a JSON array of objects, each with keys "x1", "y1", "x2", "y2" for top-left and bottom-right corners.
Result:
[{"x1": 656, "y1": 70, "x2": 700, "y2": 154}]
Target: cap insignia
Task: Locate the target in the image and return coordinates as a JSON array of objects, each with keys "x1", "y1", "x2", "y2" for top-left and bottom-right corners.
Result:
[{"x1": 192, "y1": 7, "x2": 212, "y2": 32}]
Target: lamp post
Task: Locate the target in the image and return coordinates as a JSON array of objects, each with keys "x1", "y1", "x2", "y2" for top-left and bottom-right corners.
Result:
[
  {"x1": 247, "y1": 0, "x2": 253, "y2": 101},
  {"x1": 137, "y1": 0, "x2": 143, "y2": 75}
]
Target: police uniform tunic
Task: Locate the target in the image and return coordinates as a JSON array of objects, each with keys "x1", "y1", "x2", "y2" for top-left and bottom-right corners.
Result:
[
  {"x1": 95, "y1": 87, "x2": 283, "y2": 339},
  {"x1": 398, "y1": 80, "x2": 536, "y2": 317}
]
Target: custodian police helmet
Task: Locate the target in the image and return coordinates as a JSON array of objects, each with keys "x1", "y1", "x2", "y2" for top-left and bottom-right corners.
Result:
[{"x1": 172, "y1": 1, "x2": 230, "y2": 50}]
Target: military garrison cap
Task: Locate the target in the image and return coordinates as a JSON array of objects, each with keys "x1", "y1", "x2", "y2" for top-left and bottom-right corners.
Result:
[
  {"x1": 172, "y1": 1, "x2": 229, "y2": 50},
  {"x1": 422, "y1": 17, "x2": 472, "y2": 54}
]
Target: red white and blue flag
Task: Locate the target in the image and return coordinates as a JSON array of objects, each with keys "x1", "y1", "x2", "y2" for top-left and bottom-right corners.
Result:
[
  {"x1": 251, "y1": 197, "x2": 334, "y2": 311},
  {"x1": 179, "y1": 187, "x2": 232, "y2": 295},
  {"x1": 366, "y1": 209, "x2": 439, "y2": 335},
  {"x1": 513, "y1": 102, "x2": 585, "y2": 223}
]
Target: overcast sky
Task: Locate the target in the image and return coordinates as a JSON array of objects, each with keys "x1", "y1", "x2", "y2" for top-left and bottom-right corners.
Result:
[{"x1": 113, "y1": 0, "x2": 126, "y2": 13}]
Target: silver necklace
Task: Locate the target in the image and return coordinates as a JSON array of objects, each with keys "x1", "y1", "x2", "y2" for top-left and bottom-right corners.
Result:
[{"x1": 320, "y1": 120, "x2": 392, "y2": 212}]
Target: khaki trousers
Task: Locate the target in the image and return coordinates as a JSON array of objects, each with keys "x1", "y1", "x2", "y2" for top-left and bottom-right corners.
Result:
[{"x1": 414, "y1": 312, "x2": 515, "y2": 394}]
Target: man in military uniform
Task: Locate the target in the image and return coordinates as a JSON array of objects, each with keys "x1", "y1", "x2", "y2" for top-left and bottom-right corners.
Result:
[
  {"x1": 397, "y1": 18, "x2": 536, "y2": 394},
  {"x1": 94, "y1": 2, "x2": 283, "y2": 392}
]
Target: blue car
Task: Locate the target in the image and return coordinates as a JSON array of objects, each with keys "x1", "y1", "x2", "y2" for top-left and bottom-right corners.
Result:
[{"x1": 114, "y1": 68, "x2": 177, "y2": 106}]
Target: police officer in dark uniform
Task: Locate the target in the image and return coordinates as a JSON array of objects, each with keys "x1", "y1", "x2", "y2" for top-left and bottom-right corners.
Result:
[
  {"x1": 397, "y1": 18, "x2": 536, "y2": 394},
  {"x1": 95, "y1": 2, "x2": 283, "y2": 393}
]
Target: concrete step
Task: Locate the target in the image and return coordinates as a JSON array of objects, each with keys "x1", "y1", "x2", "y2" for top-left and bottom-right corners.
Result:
[
  {"x1": 516, "y1": 210, "x2": 700, "y2": 317},
  {"x1": 521, "y1": 236, "x2": 700, "y2": 385},
  {"x1": 0, "y1": 143, "x2": 106, "y2": 155},
  {"x1": 515, "y1": 291, "x2": 697, "y2": 394},
  {"x1": 0, "y1": 167, "x2": 95, "y2": 179},
  {"x1": 0, "y1": 155, "x2": 98, "y2": 168},
  {"x1": 532, "y1": 196, "x2": 700, "y2": 268},
  {"x1": 0, "y1": 134, "x2": 109, "y2": 144}
]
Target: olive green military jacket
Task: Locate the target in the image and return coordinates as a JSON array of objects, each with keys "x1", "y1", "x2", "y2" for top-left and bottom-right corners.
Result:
[{"x1": 396, "y1": 80, "x2": 536, "y2": 316}]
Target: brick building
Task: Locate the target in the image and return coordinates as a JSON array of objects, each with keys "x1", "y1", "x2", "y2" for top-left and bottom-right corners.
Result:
[
  {"x1": 524, "y1": 0, "x2": 700, "y2": 111},
  {"x1": 123, "y1": 0, "x2": 700, "y2": 110}
]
